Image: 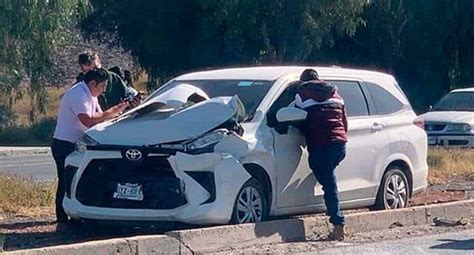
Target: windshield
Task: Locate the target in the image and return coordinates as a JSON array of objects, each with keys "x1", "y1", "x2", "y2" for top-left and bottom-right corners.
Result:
[
  {"x1": 433, "y1": 92, "x2": 474, "y2": 112},
  {"x1": 147, "y1": 79, "x2": 274, "y2": 119}
]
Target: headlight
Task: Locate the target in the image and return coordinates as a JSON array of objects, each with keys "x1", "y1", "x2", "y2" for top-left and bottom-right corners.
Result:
[
  {"x1": 75, "y1": 134, "x2": 99, "y2": 153},
  {"x1": 186, "y1": 129, "x2": 228, "y2": 151},
  {"x1": 447, "y1": 123, "x2": 471, "y2": 132}
]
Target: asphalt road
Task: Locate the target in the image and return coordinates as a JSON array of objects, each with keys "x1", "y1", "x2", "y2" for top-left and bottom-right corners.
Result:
[
  {"x1": 0, "y1": 153, "x2": 56, "y2": 181},
  {"x1": 311, "y1": 229, "x2": 474, "y2": 255}
]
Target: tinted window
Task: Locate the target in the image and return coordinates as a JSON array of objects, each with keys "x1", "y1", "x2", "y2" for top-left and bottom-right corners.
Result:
[
  {"x1": 366, "y1": 82, "x2": 404, "y2": 115},
  {"x1": 267, "y1": 82, "x2": 300, "y2": 127},
  {"x1": 332, "y1": 81, "x2": 369, "y2": 117},
  {"x1": 433, "y1": 92, "x2": 474, "y2": 112}
]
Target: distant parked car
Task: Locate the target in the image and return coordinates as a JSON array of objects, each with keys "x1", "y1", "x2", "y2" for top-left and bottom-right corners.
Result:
[
  {"x1": 419, "y1": 88, "x2": 474, "y2": 148},
  {"x1": 63, "y1": 66, "x2": 428, "y2": 225}
]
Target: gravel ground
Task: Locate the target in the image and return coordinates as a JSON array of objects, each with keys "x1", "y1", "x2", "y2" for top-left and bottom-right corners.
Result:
[{"x1": 212, "y1": 221, "x2": 474, "y2": 254}]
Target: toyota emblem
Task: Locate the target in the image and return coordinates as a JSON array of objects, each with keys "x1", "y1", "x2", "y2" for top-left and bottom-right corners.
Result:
[{"x1": 125, "y1": 149, "x2": 142, "y2": 161}]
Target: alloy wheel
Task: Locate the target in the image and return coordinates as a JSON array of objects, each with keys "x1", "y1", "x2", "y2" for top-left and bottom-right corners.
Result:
[
  {"x1": 384, "y1": 173, "x2": 408, "y2": 209},
  {"x1": 236, "y1": 186, "x2": 263, "y2": 224}
]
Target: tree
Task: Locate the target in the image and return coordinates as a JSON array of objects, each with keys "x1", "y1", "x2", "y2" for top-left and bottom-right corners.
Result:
[
  {"x1": 0, "y1": 0, "x2": 89, "y2": 126},
  {"x1": 81, "y1": 0, "x2": 367, "y2": 89}
]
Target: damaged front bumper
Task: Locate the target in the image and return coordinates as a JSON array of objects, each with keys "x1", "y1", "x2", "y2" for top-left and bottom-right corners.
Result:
[{"x1": 63, "y1": 149, "x2": 251, "y2": 225}]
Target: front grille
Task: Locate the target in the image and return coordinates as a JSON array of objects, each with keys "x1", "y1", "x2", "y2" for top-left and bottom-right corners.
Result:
[
  {"x1": 76, "y1": 156, "x2": 187, "y2": 209},
  {"x1": 424, "y1": 123, "x2": 447, "y2": 131},
  {"x1": 448, "y1": 140, "x2": 469, "y2": 146}
]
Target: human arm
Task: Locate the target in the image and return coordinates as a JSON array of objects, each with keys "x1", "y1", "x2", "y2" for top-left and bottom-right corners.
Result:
[
  {"x1": 77, "y1": 101, "x2": 128, "y2": 128},
  {"x1": 342, "y1": 106, "x2": 348, "y2": 133}
]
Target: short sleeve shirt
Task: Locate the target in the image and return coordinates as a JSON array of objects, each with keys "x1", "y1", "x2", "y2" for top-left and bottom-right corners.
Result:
[{"x1": 53, "y1": 81, "x2": 102, "y2": 143}]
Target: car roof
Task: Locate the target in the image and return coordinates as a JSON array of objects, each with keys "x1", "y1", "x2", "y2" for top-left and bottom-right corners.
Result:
[
  {"x1": 451, "y1": 87, "x2": 474, "y2": 93},
  {"x1": 175, "y1": 66, "x2": 394, "y2": 81}
]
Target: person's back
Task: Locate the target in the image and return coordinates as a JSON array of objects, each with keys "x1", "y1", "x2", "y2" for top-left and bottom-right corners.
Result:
[
  {"x1": 295, "y1": 81, "x2": 347, "y2": 151},
  {"x1": 54, "y1": 81, "x2": 101, "y2": 143}
]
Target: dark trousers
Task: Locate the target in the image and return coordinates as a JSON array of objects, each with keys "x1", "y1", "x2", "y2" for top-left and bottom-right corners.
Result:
[
  {"x1": 51, "y1": 138, "x2": 75, "y2": 223},
  {"x1": 308, "y1": 142, "x2": 346, "y2": 225}
]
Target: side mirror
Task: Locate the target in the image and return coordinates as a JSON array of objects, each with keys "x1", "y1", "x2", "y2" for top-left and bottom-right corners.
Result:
[{"x1": 276, "y1": 107, "x2": 307, "y2": 123}]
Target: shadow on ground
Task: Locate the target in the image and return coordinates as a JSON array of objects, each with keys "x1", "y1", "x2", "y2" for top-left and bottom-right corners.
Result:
[{"x1": 430, "y1": 238, "x2": 474, "y2": 251}]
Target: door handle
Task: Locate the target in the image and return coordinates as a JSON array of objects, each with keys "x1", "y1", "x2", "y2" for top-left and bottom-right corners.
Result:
[{"x1": 371, "y1": 122, "x2": 384, "y2": 132}]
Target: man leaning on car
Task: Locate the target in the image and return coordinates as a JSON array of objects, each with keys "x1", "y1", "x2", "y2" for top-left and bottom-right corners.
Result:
[
  {"x1": 295, "y1": 69, "x2": 349, "y2": 240},
  {"x1": 51, "y1": 69, "x2": 128, "y2": 228}
]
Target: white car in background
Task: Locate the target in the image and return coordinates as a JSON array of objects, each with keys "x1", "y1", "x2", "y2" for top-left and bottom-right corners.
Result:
[
  {"x1": 419, "y1": 88, "x2": 474, "y2": 148},
  {"x1": 63, "y1": 66, "x2": 428, "y2": 225}
]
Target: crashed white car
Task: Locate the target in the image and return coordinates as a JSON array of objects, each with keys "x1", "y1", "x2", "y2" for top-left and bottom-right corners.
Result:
[
  {"x1": 64, "y1": 66, "x2": 428, "y2": 225},
  {"x1": 419, "y1": 88, "x2": 474, "y2": 148}
]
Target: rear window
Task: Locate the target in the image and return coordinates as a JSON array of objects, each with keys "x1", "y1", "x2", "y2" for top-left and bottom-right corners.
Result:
[
  {"x1": 366, "y1": 82, "x2": 404, "y2": 115},
  {"x1": 332, "y1": 81, "x2": 369, "y2": 117}
]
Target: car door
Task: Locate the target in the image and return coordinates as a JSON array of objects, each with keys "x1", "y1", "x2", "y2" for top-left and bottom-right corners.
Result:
[
  {"x1": 333, "y1": 80, "x2": 391, "y2": 202},
  {"x1": 266, "y1": 83, "x2": 319, "y2": 208}
]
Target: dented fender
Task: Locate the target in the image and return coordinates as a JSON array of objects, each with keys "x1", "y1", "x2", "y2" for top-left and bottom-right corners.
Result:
[{"x1": 168, "y1": 152, "x2": 251, "y2": 208}]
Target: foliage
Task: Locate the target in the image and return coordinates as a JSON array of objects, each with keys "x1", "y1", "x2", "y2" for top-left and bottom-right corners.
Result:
[
  {"x1": 323, "y1": 0, "x2": 474, "y2": 111},
  {"x1": 81, "y1": 0, "x2": 367, "y2": 89},
  {"x1": 0, "y1": 0, "x2": 89, "y2": 127},
  {"x1": 82, "y1": 0, "x2": 474, "y2": 111}
]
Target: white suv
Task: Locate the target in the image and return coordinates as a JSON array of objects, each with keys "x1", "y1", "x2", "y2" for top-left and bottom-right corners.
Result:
[{"x1": 63, "y1": 66, "x2": 428, "y2": 225}]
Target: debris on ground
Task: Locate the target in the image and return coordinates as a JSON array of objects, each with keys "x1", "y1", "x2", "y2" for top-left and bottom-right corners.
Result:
[{"x1": 432, "y1": 217, "x2": 469, "y2": 227}]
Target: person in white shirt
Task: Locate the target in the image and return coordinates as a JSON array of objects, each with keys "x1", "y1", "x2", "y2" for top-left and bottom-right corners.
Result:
[{"x1": 51, "y1": 68, "x2": 128, "y2": 225}]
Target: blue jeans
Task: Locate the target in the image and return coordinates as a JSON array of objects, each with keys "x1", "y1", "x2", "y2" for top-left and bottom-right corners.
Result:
[{"x1": 308, "y1": 143, "x2": 346, "y2": 225}]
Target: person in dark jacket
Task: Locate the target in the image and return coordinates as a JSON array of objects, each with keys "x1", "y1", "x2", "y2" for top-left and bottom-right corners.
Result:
[
  {"x1": 295, "y1": 68, "x2": 348, "y2": 240},
  {"x1": 77, "y1": 51, "x2": 140, "y2": 110}
]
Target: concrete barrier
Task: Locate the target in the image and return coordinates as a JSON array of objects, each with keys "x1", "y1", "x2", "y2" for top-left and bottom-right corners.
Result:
[
  {"x1": 5, "y1": 200, "x2": 473, "y2": 254},
  {"x1": 168, "y1": 199, "x2": 474, "y2": 253},
  {"x1": 5, "y1": 235, "x2": 191, "y2": 255}
]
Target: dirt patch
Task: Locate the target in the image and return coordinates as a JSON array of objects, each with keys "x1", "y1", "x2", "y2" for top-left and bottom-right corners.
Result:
[{"x1": 411, "y1": 190, "x2": 466, "y2": 206}]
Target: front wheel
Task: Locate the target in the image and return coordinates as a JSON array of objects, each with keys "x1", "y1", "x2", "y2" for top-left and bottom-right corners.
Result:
[
  {"x1": 374, "y1": 167, "x2": 410, "y2": 210},
  {"x1": 230, "y1": 178, "x2": 268, "y2": 224}
]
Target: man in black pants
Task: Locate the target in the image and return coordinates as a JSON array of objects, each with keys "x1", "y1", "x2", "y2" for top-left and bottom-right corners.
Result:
[{"x1": 51, "y1": 69, "x2": 128, "y2": 227}]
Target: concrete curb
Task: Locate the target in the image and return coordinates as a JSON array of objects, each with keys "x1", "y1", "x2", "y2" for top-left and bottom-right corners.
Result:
[
  {"x1": 4, "y1": 200, "x2": 473, "y2": 254},
  {"x1": 168, "y1": 199, "x2": 474, "y2": 253},
  {"x1": 5, "y1": 235, "x2": 192, "y2": 255}
]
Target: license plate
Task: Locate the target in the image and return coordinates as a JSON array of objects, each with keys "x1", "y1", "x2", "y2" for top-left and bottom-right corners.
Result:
[
  {"x1": 428, "y1": 136, "x2": 437, "y2": 145},
  {"x1": 113, "y1": 183, "x2": 144, "y2": 201}
]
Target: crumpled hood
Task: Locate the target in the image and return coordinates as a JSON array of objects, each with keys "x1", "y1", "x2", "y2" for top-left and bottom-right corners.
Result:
[
  {"x1": 86, "y1": 96, "x2": 245, "y2": 146},
  {"x1": 419, "y1": 111, "x2": 474, "y2": 124}
]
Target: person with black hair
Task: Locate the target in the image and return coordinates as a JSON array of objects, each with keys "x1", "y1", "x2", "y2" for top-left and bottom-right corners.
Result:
[
  {"x1": 51, "y1": 68, "x2": 128, "y2": 227},
  {"x1": 300, "y1": 68, "x2": 320, "y2": 82},
  {"x1": 76, "y1": 51, "x2": 140, "y2": 110}
]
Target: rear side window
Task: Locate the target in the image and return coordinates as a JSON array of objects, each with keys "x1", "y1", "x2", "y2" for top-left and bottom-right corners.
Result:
[
  {"x1": 332, "y1": 81, "x2": 369, "y2": 117},
  {"x1": 366, "y1": 82, "x2": 404, "y2": 115}
]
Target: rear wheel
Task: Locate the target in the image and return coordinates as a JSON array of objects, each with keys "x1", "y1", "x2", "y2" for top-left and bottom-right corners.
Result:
[
  {"x1": 374, "y1": 167, "x2": 410, "y2": 210},
  {"x1": 230, "y1": 178, "x2": 268, "y2": 224}
]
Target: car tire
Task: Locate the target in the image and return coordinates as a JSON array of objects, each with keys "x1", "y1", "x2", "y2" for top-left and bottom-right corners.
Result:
[
  {"x1": 373, "y1": 167, "x2": 410, "y2": 210},
  {"x1": 230, "y1": 178, "x2": 268, "y2": 224}
]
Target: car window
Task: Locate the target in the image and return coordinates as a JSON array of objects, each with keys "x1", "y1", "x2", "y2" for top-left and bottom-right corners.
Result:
[
  {"x1": 332, "y1": 81, "x2": 369, "y2": 117},
  {"x1": 366, "y1": 82, "x2": 404, "y2": 115},
  {"x1": 147, "y1": 80, "x2": 274, "y2": 121},
  {"x1": 432, "y1": 92, "x2": 474, "y2": 112},
  {"x1": 266, "y1": 81, "x2": 300, "y2": 127}
]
